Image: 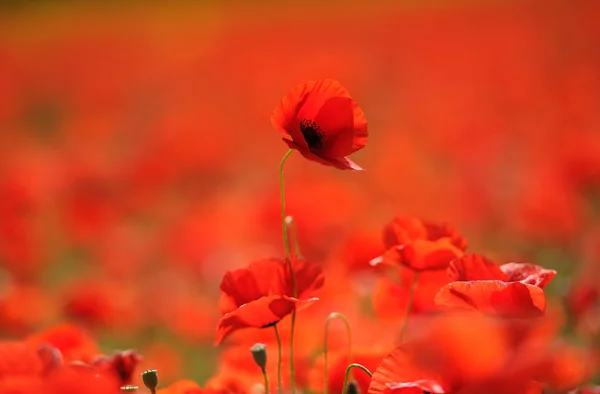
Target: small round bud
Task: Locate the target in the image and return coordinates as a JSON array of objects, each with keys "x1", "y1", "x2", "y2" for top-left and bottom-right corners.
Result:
[
  {"x1": 250, "y1": 343, "x2": 267, "y2": 371},
  {"x1": 141, "y1": 369, "x2": 158, "y2": 393},
  {"x1": 120, "y1": 385, "x2": 138, "y2": 392}
]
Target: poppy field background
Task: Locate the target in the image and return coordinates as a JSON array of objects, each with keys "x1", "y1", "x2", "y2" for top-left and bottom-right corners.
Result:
[{"x1": 0, "y1": 0, "x2": 599, "y2": 392}]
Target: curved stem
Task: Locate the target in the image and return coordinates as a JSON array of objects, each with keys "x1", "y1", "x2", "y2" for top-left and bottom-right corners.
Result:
[
  {"x1": 342, "y1": 363, "x2": 373, "y2": 393},
  {"x1": 273, "y1": 325, "x2": 283, "y2": 394},
  {"x1": 262, "y1": 368, "x2": 270, "y2": 394},
  {"x1": 285, "y1": 215, "x2": 303, "y2": 259},
  {"x1": 399, "y1": 272, "x2": 419, "y2": 343},
  {"x1": 278, "y1": 148, "x2": 297, "y2": 394},
  {"x1": 323, "y1": 313, "x2": 353, "y2": 394}
]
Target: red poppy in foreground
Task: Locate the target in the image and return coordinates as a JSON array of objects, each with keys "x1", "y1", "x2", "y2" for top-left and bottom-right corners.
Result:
[
  {"x1": 215, "y1": 257, "x2": 324, "y2": 345},
  {"x1": 368, "y1": 313, "x2": 595, "y2": 394},
  {"x1": 271, "y1": 79, "x2": 368, "y2": 170},
  {"x1": 371, "y1": 217, "x2": 467, "y2": 271}
]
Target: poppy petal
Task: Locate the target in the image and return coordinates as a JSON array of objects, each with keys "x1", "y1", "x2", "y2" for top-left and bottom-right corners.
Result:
[
  {"x1": 314, "y1": 96, "x2": 368, "y2": 158},
  {"x1": 214, "y1": 296, "x2": 318, "y2": 345},
  {"x1": 385, "y1": 380, "x2": 446, "y2": 394},
  {"x1": 271, "y1": 82, "x2": 319, "y2": 150},
  {"x1": 368, "y1": 347, "x2": 444, "y2": 394},
  {"x1": 383, "y1": 217, "x2": 428, "y2": 249},
  {"x1": 218, "y1": 258, "x2": 286, "y2": 314},
  {"x1": 500, "y1": 263, "x2": 557, "y2": 288},
  {"x1": 448, "y1": 254, "x2": 509, "y2": 282},
  {"x1": 282, "y1": 138, "x2": 363, "y2": 170},
  {"x1": 435, "y1": 281, "x2": 546, "y2": 318},
  {"x1": 400, "y1": 239, "x2": 464, "y2": 271},
  {"x1": 291, "y1": 257, "x2": 325, "y2": 299}
]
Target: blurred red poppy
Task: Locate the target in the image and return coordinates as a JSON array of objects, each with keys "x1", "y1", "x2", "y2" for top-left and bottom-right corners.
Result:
[
  {"x1": 368, "y1": 313, "x2": 593, "y2": 394},
  {"x1": 215, "y1": 257, "x2": 324, "y2": 345},
  {"x1": 271, "y1": 79, "x2": 368, "y2": 170},
  {"x1": 371, "y1": 217, "x2": 467, "y2": 272}
]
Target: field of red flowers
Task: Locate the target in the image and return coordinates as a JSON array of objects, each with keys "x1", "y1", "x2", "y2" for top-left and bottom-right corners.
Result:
[{"x1": 0, "y1": 1, "x2": 599, "y2": 393}]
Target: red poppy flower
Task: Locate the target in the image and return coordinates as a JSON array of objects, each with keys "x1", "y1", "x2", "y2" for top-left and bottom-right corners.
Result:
[
  {"x1": 371, "y1": 217, "x2": 467, "y2": 272},
  {"x1": 91, "y1": 349, "x2": 142, "y2": 385},
  {"x1": 435, "y1": 281, "x2": 546, "y2": 318},
  {"x1": 448, "y1": 254, "x2": 556, "y2": 289},
  {"x1": 215, "y1": 257, "x2": 324, "y2": 345},
  {"x1": 271, "y1": 79, "x2": 368, "y2": 170},
  {"x1": 368, "y1": 313, "x2": 593, "y2": 394}
]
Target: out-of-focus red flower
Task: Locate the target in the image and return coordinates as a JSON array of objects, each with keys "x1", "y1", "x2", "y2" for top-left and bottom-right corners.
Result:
[
  {"x1": 215, "y1": 257, "x2": 324, "y2": 345},
  {"x1": 448, "y1": 254, "x2": 557, "y2": 289},
  {"x1": 25, "y1": 324, "x2": 99, "y2": 364},
  {"x1": 372, "y1": 217, "x2": 467, "y2": 272},
  {"x1": 435, "y1": 280, "x2": 546, "y2": 318},
  {"x1": 271, "y1": 79, "x2": 368, "y2": 170},
  {"x1": 91, "y1": 349, "x2": 142, "y2": 385},
  {"x1": 0, "y1": 281, "x2": 57, "y2": 336},
  {"x1": 368, "y1": 313, "x2": 594, "y2": 394}
]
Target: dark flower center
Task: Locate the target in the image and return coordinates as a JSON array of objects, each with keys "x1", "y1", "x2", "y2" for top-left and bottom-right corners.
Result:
[{"x1": 300, "y1": 119, "x2": 323, "y2": 150}]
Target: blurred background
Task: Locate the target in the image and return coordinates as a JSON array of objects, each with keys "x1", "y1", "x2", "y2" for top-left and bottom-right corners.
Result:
[{"x1": 0, "y1": 0, "x2": 599, "y2": 387}]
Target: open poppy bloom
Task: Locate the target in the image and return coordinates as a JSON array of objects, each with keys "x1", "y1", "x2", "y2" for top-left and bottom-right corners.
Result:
[
  {"x1": 215, "y1": 257, "x2": 324, "y2": 345},
  {"x1": 368, "y1": 313, "x2": 594, "y2": 394},
  {"x1": 271, "y1": 79, "x2": 368, "y2": 170},
  {"x1": 447, "y1": 254, "x2": 557, "y2": 289},
  {"x1": 371, "y1": 217, "x2": 467, "y2": 272},
  {"x1": 434, "y1": 280, "x2": 546, "y2": 318},
  {"x1": 435, "y1": 254, "x2": 556, "y2": 318}
]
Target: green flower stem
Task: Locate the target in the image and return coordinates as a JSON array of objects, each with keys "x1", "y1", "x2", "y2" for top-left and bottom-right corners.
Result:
[
  {"x1": 274, "y1": 325, "x2": 283, "y2": 394},
  {"x1": 342, "y1": 363, "x2": 373, "y2": 393},
  {"x1": 323, "y1": 313, "x2": 353, "y2": 394},
  {"x1": 399, "y1": 272, "x2": 419, "y2": 343},
  {"x1": 262, "y1": 368, "x2": 270, "y2": 394},
  {"x1": 279, "y1": 148, "x2": 297, "y2": 394},
  {"x1": 285, "y1": 215, "x2": 303, "y2": 259}
]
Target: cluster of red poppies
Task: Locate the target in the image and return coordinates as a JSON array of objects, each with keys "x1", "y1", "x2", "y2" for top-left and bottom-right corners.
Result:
[{"x1": 2, "y1": 76, "x2": 598, "y2": 393}]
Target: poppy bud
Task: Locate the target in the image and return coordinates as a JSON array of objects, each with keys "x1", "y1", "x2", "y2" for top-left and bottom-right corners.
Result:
[
  {"x1": 120, "y1": 385, "x2": 138, "y2": 392},
  {"x1": 250, "y1": 343, "x2": 268, "y2": 371},
  {"x1": 346, "y1": 381, "x2": 360, "y2": 394},
  {"x1": 141, "y1": 369, "x2": 158, "y2": 393}
]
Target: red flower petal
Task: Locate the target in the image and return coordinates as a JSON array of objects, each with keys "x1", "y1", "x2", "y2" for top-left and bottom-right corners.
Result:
[
  {"x1": 383, "y1": 217, "x2": 429, "y2": 249},
  {"x1": 219, "y1": 258, "x2": 286, "y2": 314},
  {"x1": 282, "y1": 138, "x2": 363, "y2": 170},
  {"x1": 368, "y1": 347, "x2": 445, "y2": 394},
  {"x1": 218, "y1": 257, "x2": 324, "y2": 314},
  {"x1": 400, "y1": 239, "x2": 464, "y2": 271},
  {"x1": 313, "y1": 95, "x2": 368, "y2": 158},
  {"x1": 383, "y1": 217, "x2": 467, "y2": 251},
  {"x1": 435, "y1": 281, "x2": 546, "y2": 318},
  {"x1": 448, "y1": 254, "x2": 509, "y2": 282},
  {"x1": 385, "y1": 380, "x2": 446, "y2": 394},
  {"x1": 214, "y1": 296, "x2": 317, "y2": 345},
  {"x1": 500, "y1": 263, "x2": 557, "y2": 289},
  {"x1": 293, "y1": 257, "x2": 326, "y2": 299}
]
